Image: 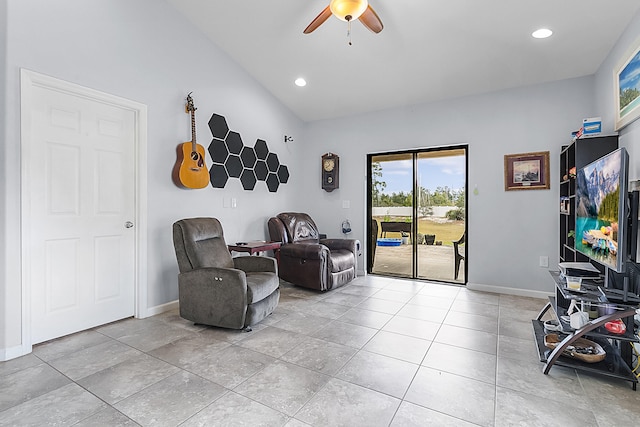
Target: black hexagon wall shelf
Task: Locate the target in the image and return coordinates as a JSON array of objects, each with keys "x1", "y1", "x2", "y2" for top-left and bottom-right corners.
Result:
[
  {"x1": 266, "y1": 152, "x2": 280, "y2": 173},
  {"x1": 209, "y1": 140, "x2": 229, "y2": 164},
  {"x1": 277, "y1": 165, "x2": 290, "y2": 184},
  {"x1": 240, "y1": 169, "x2": 257, "y2": 190},
  {"x1": 255, "y1": 139, "x2": 269, "y2": 160},
  {"x1": 240, "y1": 146, "x2": 257, "y2": 169},
  {"x1": 225, "y1": 155, "x2": 243, "y2": 178},
  {"x1": 226, "y1": 132, "x2": 243, "y2": 155},
  {"x1": 210, "y1": 163, "x2": 228, "y2": 188},
  {"x1": 208, "y1": 114, "x2": 229, "y2": 140},
  {"x1": 266, "y1": 173, "x2": 280, "y2": 192},
  {"x1": 254, "y1": 160, "x2": 268, "y2": 181},
  {"x1": 206, "y1": 114, "x2": 289, "y2": 191}
]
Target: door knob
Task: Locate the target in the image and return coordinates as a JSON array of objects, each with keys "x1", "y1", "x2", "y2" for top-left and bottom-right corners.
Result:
[{"x1": 125, "y1": 221, "x2": 134, "y2": 228}]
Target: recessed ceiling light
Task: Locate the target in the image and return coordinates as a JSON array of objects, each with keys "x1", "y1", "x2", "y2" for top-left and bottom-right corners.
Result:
[
  {"x1": 294, "y1": 78, "x2": 307, "y2": 87},
  {"x1": 532, "y1": 28, "x2": 553, "y2": 39}
]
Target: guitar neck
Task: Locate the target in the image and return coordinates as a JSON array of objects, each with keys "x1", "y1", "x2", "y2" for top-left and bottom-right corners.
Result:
[{"x1": 190, "y1": 109, "x2": 197, "y2": 151}]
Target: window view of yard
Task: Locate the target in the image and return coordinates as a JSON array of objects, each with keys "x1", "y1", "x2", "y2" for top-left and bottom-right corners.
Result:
[{"x1": 372, "y1": 217, "x2": 465, "y2": 247}]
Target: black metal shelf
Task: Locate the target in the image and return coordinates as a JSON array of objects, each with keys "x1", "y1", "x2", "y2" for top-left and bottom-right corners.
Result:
[
  {"x1": 532, "y1": 319, "x2": 638, "y2": 387},
  {"x1": 558, "y1": 135, "x2": 618, "y2": 264},
  {"x1": 550, "y1": 271, "x2": 640, "y2": 308},
  {"x1": 545, "y1": 294, "x2": 639, "y2": 343},
  {"x1": 546, "y1": 134, "x2": 636, "y2": 387},
  {"x1": 532, "y1": 274, "x2": 639, "y2": 389}
]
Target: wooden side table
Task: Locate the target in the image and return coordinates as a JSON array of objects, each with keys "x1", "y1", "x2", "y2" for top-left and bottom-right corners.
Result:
[{"x1": 228, "y1": 241, "x2": 281, "y2": 264}]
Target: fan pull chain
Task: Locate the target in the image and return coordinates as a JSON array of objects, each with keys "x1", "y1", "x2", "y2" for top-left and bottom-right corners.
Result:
[{"x1": 347, "y1": 19, "x2": 352, "y2": 46}]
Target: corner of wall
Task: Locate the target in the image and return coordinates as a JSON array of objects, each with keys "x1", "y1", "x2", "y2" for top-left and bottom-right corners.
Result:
[{"x1": 0, "y1": 0, "x2": 10, "y2": 356}]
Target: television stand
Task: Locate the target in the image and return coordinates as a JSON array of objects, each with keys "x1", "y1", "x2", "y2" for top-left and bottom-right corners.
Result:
[{"x1": 531, "y1": 272, "x2": 639, "y2": 390}]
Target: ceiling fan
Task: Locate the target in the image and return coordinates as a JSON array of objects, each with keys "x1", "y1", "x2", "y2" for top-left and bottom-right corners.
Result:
[{"x1": 303, "y1": 0, "x2": 383, "y2": 35}]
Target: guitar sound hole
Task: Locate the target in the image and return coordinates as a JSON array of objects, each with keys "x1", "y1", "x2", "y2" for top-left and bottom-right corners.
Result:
[{"x1": 190, "y1": 151, "x2": 204, "y2": 168}]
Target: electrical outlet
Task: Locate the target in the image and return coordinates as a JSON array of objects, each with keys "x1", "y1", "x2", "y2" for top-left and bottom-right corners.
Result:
[{"x1": 539, "y1": 256, "x2": 549, "y2": 268}]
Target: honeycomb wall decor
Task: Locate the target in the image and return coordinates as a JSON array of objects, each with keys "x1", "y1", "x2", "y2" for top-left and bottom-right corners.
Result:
[{"x1": 207, "y1": 114, "x2": 289, "y2": 192}]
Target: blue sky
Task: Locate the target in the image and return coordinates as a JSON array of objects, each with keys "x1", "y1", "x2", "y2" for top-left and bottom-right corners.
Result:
[{"x1": 377, "y1": 155, "x2": 466, "y2": 194}]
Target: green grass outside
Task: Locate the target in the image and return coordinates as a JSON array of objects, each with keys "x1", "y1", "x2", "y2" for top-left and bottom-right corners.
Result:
[{"x1": 373, "y1": 217, "x2": 465, "y2": 247}]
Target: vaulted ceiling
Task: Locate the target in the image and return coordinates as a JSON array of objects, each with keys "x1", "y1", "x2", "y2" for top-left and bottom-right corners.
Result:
[{"x1": 167, "y1": 0, "x2": 640, "y2": 122}]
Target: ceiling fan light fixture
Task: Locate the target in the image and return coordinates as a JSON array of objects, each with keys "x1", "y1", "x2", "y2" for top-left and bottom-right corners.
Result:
[{"x1": 330, "y1": 0, "x2": 368, "y2": 22}]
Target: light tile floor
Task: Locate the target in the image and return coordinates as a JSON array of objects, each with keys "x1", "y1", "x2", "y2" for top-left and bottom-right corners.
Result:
[{"x1": 1, "y1": 275, "x2": 639, "y2": 426}]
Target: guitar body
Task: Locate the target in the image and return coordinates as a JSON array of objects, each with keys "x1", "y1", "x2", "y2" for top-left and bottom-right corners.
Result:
[
  {"x1": 174, "y1": 142, "x2": 209, "y2": 189},
  {"x1": 173, "y1": 93, "x2": 209, "y2": 189}
]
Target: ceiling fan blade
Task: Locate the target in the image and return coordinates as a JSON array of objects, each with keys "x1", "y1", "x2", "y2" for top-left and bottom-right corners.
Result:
[
  {"x1": 359, "y1": 5, "x2": 383, "y2": 33},
  {"x1": 303, "y1": 6, "x2": 333, "y2": 34}
]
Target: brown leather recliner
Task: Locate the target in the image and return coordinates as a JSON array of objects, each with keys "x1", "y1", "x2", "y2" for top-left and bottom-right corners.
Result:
[{"x1": 268, "y1": 212, "x2": 358, "y2": 291}]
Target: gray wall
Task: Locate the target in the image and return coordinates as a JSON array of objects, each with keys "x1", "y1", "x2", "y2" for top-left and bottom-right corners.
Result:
[
  {"x1": 301, "y1": 76, "x2": 596, "y2": 294},
  {"x1": 1, "y1": 0, "x2": 303, "y2": 355}
]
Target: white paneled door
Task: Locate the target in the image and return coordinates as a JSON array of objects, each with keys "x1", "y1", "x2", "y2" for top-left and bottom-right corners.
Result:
[{"x1": 24, "y1": 76, "x2": 137, "y2": 344}]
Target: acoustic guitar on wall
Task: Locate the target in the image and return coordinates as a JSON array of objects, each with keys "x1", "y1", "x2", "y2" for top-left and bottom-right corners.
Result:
[{"x1": 173, "y1": 92, "x2": 209, "y2": 189}]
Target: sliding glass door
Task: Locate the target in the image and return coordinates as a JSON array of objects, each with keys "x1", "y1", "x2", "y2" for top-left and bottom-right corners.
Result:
[{"x1": 368, "y1": 146, "x2": 467, "y2": 283}]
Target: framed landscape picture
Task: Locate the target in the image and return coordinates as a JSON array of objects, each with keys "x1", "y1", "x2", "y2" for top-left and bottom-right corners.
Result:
[
  {"x1": 504, "y1": 151, "x2": 550, "y2": 191},
  {"x1": 614, "y1": 37, "x2": 640, "y2": 131}
]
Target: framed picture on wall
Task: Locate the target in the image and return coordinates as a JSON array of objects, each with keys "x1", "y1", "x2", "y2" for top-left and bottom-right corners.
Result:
[
  {"x1": 504, "y1": 151, "x2": 550, "y2": 191},
  {"x1": 614, "y1": 37, "x2": 640, "y2": 131}
]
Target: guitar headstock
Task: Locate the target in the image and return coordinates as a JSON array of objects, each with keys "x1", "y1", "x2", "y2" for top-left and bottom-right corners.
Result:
[{"x1": 185, "y1": 92, "x2": 197, "y2": 114}]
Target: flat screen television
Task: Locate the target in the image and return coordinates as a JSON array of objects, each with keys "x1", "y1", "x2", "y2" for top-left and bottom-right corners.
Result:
[{"x1": 575, "y1": 147, "x2": 629, "y2": 273}]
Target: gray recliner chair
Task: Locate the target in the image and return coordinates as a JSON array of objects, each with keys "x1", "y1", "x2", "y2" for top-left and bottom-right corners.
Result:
[{"x1": 172, "y1": 218, "x2": 280, "y2": 330}]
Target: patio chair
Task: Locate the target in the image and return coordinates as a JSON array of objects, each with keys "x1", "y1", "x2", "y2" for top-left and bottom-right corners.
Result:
[
  {"x1": 453, "y1": 232, "x2": 465, "y2": 280},
  {"x1": 370, "y1": 219, "x2": 378, "y2": 267}
]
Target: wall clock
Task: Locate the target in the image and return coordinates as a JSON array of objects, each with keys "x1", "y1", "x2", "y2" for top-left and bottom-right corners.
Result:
[{"x1": 322, "y1": 153, "x2": 339, "y2": 192}]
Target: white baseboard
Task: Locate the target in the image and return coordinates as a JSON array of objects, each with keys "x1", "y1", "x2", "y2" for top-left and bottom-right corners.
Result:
[
  {"x1": 2, "y1": 301, "x2": 179, "y2": 360},
  {"x1": 140, "y1": 300, "x2": 179, "y2": 318},
  {"x1": 0, "y1": 343, "x2": 32, "y2": 362},
  {"x1": 467, "y1": 282, "x2": 553, "y2": 300}
]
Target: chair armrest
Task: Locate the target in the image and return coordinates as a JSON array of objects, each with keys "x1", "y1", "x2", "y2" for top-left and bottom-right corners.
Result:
[
  {"x1": 320, "y1": 238, "x2": 357, "y2": 254},
  {"x1": 233, "y1": 255, "x2": 277, "y2": 273},
  {"x1": 280, "y1": 242, "x2": 328, "y2": 260},
  {"x1": 178, "y1": 267, "x2": 248, "y2": 329}
]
